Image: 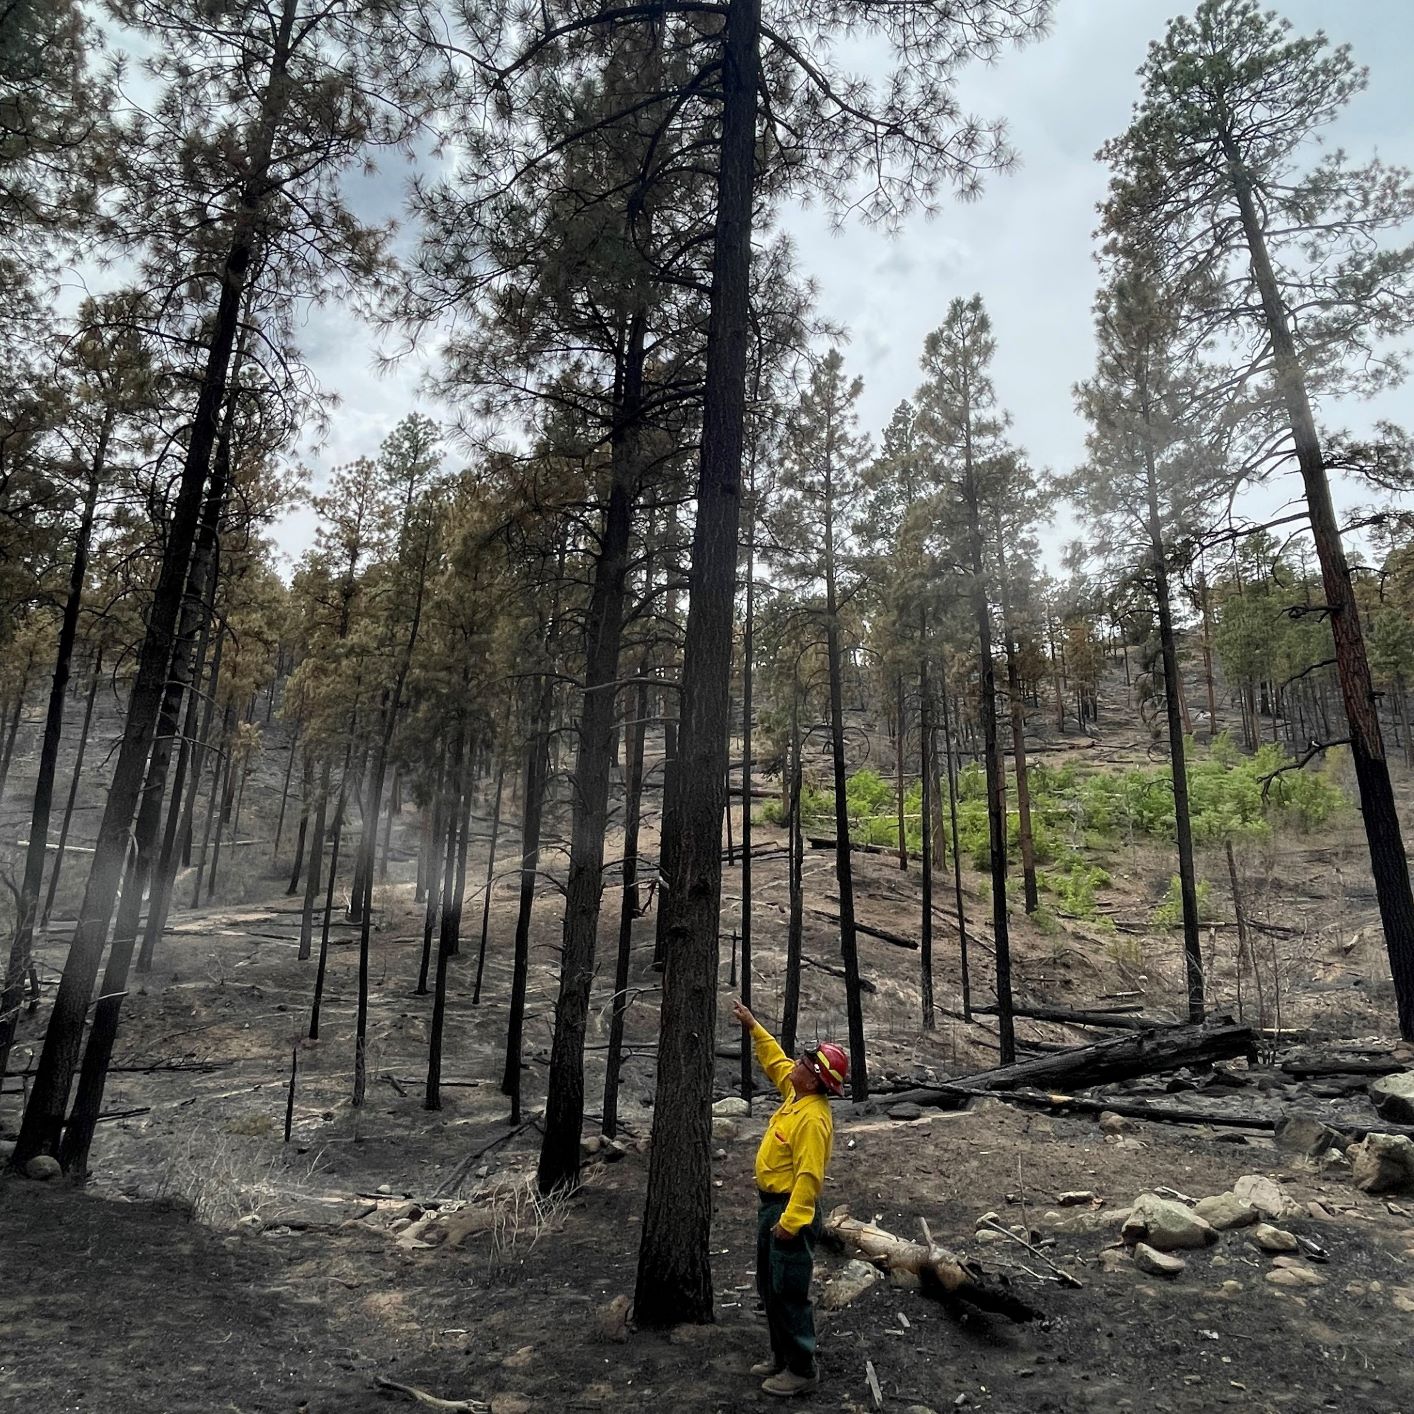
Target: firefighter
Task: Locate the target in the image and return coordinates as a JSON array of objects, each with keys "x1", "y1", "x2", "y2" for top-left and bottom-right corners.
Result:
[{"x1": 730, "y1": 996, "x2": 847, "y2": 1398}]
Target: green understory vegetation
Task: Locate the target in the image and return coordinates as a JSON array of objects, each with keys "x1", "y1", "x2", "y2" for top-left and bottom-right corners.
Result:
[{"x1": 758, "y1": 734, "x2": 1345, "y2": 919}]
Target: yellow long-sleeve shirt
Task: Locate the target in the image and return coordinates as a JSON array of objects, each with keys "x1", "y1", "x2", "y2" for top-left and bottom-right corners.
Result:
[{"x1": 751, "y1": 1022, "x2": 834, "y2": 1237}]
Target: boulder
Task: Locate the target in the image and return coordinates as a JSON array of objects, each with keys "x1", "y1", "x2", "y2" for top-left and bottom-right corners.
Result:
[
  {"x1": 711, "y1": 1117, "x2": 739, "y2": 1141},
  {"x1": 1133, "y1": 1243, "x2": 1185, "y2": 1278},
  {"x1": 1266, "y1": 1264, "x2": 1324, "y2": 1288},
  {"x1": 1121, "y1": 1193, "x2": 1218, "y2": 1252},
  {"x1": 1349, "y1": 1133, "x2": 1414, "y2": 1194},
  {"x1": 820, "y1": 1258, "x2": 885, "y2": 1310},
  {"x1": 1098, "y1": 1111, "x2": 1128, "y2": 1135},
  {"x1": 1274, "y1": 1114, "x2": 1347, "y2": 1158},
  {"x1": 1250, "y1": 1224, "x2": 1298, "y2": 1253},
  {"x1": 712, "y1": 1096, "x2": 751, "y2": 1118},
  {"x1": 1232, "y1": 1174, "x2": 1298, "y2": 1220},
  {"x1": 888, "y1": 1103, "x2": 924, "y2": 1122},
  {"x1": 1369, "y1": 1072, "x2": 1414, "y2": 1125},
  {"x1": 24, "y1": 1155, "x2": 61, "y2": 1181},
  {"x1": 1193, "y1": 1193, "x2": 1258, "y2": 1231}
]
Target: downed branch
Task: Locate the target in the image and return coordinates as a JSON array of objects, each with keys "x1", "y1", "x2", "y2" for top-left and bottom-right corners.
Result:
[
  {"x1": 886, "y1": 1019, "x2": 1257, "y2": 1107},
  {"x1": 970, "y1": 1003, "x2": 1151, "y2": 1031},
  {"x1": 811, "y1": 909, "x2": 919, "y2": 951},
  {"x1": 802, "y1": 954, "x2": 878, "y2": 994},
  {"x1": 823, "y1": 1207, "x2": 1043, "y2": 1322},
  {"x1": 373, "y1": 1375, "x2": 487, "y2": 1411}
]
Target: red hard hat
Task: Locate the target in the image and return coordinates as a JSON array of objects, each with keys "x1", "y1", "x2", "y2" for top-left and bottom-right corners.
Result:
[{"x1": 809, "y1": 1042, "x2": 849, "y2": 1096}]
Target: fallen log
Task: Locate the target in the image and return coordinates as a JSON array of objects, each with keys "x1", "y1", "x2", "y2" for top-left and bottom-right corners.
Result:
[
  {"x1": 1281, "y1": 1058, "x2": 1404, "y2": 1079},
  {"x1": 823, "y1": 1208, "x2": 1042, "y2": 1322},
  {"x1": 807, "y1": 835, "x2": 889, "y2": 856},
  {"x1": 886, "y1": 1019, "x2": 1257, "y2": 1107},
  {"x1": 971, "y1": 1003, "x2": 1151, "y2": 1031},
  {"x1": 802, "y1": 954, "x2": 879, "y2": 994},
  {"x1": 989, "y1": 1088, "x2": 1414, "y2": 1143},
  {"x1": 810, "y1": 909, "x2": 919, "y2": 951}
]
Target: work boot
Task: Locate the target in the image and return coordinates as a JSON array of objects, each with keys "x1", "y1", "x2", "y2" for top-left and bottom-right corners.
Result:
[
  {"x1": 750, "y1": 1359, "x2": 782, "y2": 1377},
  {"x1": 761, "y1": 1369, "x2": 818, "y2": 1397}
]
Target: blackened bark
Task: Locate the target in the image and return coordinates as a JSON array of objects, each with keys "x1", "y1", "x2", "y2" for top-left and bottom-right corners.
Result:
[
  {"x1": 426, "y1": 728, "x2": 466, "y2": 1110},
  {"x1": 995, "y1": 529, "x2": 1038, "y2": 913},
  {"x1": 738, "y1": 494, "x2": 755, "y2": 1103},
  {"x1": 288, "y1": 748, "x2": 312, "y2": 894},
  {"x1": 0, "y1": 415, "x2": 108, "y2": 1082},
  {"x1": 472, "y1": 756, "x2": 507, "y2": 1005},
  {"x1": 603, "y1": 674, "x2": 649, "y2": 1139},
  {"x1": 939, "y1": 667, "x2": 971, "y2": 1020},
  {"x1": 39, "y1": 652, "x2": 101, "y2": 933},
  {"x1": 309, "y1": 766, "x2": 350, "y2": 1041},
  {"x1": 273, "y1": 716, "x2": 300, "y2": 864},
  {"x1": 919, "y1": 659, "x2": 935, "y2": 1031},
  {"x1": 1145, "y1": 448, "x2": 1204, "y2": 1021},
  {"x1": 417, "y1": 758, "x2": 447, "y2": 996},
  {"x1": 781, "y1": 683, "x2": 804, "y2": 1055},
  {"x1": 635, "y1": 0, "x2": 760, "y2": 1326},
  {"x1": 299, "y1": 763, "x2": 332, "y2": 962},
  {"x1": 963, "y1": 456, "x2": 1013, "y2": 1064},
  {"x1": 1225, "y1": 136, "x2": 1414, "y2": 1038},
  {"x1": 503, "y1": 678, "x2": 552, "y2": 1122}
]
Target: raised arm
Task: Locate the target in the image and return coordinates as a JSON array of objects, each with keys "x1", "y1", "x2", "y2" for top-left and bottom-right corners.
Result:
[{"x1": 731, "y1": 998, "x2": 793, "y2": 1096}]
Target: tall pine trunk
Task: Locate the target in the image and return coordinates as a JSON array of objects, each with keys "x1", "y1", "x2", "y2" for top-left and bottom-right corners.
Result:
[
  {"x1": 1226, "y1": 138, "x2": 1414, "y2": 1037},
  {"x1": 39, "y1": 651, "x2": 102, "y2": 935},
  {"x1": 636, "y1": 0, "x2": 759, "y2": 1326},
  {"x1": 539, "y1": 308, "x2": 643, "y2": 1194},
  {"x1": 0, "y1": 414, "x2": 108, "y2": 1082}
]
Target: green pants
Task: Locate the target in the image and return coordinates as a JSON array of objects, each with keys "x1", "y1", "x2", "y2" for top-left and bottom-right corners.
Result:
[{"x1": 756, "y1": 1192, "x2": 821, "y2": 1378}]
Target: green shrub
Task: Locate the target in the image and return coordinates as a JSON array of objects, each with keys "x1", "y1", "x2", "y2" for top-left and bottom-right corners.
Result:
[{"x1": 1151, "y1": 875, "x2": 1213, "y2": 927}]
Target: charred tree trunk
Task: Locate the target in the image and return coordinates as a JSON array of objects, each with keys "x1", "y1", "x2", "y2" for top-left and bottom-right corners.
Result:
[
  {"x1": 472, "y1": 756, "x2": 507, "y2": 1005},
  {"x1": 938, "y1": 668, "x2": 971, "y2": 1021},
  {"x1": 1223, "y1": 137, "x2": 1414, "y2": 1037},
  {"x1": 426, "y1": 727, "x2": 467, "y2": 1111},
  {"x1": 538, "y1": 306, "x2": 643, "y2": 1194},
  {"x1": 1145, "y1": 453, "x2": 1204, "y2": 1022},
  {"x1": 962, "y1": 453, "x2": 1013, "y2": 1063},
  {"x1": 0, "y1": 414, "x2": 108, "y2": 1081},
  {"x1": 503, "y1": 677, "x2": 552, "y2": 1123},
  {"x1": 39, "y1": 651, "x2": 102, "y2": 934},
  {"x1": 781, "y1": 683, "x2": 804, "y2": 1055},
  {"x1": 636, "y1": 0, "x2": 760, "y2": 1325},
  {"x1": 603, "y1": 673, "x2": 649, "y2": 1140}
]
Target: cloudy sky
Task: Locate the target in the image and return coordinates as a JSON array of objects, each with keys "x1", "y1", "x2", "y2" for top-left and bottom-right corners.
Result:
[{"x1": 279, "y1": 0, "x2": 1414, "y2": 572}]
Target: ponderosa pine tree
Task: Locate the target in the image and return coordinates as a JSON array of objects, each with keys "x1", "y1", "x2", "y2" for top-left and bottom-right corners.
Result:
[
  {"x1": 1069, "y1": 260, "x2": 1233, "y2": 1020},
  {"x1": 772, "y1": 348, "x2": 872, "y2": 1094},
  {"x1": 1101, "y1": 0, "x2": 1414, "y2": 1038},
  {"x1": 915, "y1": 296, "x2": 1017, "y2": 1063},
  {"x1": 14, "y1": 0, "x2": 453, "y2": 1169}
]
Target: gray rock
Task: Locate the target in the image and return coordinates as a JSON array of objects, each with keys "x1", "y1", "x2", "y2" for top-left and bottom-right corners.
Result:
[
  {"x1": 1133, "y1": 1242, "x2": 1185, "y2": 1277},
  {"x1": 888, "y1": 1103, "x2": 924, "y2": 1122},
  {"x1": 1349, "y1": 1133, "x2": 1414, "y2": 1194},
  {"x1": 1121, "y1": 1193, "x2": 1218, "y2": 1251},
  {"x1": 712, "y1": 1096, "x2": 751, "y2": 1118},
  {"x1": 1250, "y1": 1223, "x2": 1298, "y2": 1253},
  {"x1": 1057, "y1": 1190, "x2": 1097, "y2": 1206},
  {"x1": 1193, "y1": 1193, "x2": 1258, "y2": 1231},
  {"x1": 1275, "y1": 1114, "x2": 1347, "y2": 1158},
  {"x1": 1098, "y1": 1110, "x2": 1128, "y2": 1135},
  {"x1": 1370, "y1": 1071, "x2": 1414, "y2": 1125},
  {"x1": 1232, "y1": 1174, "x2": 1297, "y2": 1219},
  {"x1": 820, "y1": 1258, "x2": 884, "y2": 1310},
  {"x1": 24, "y1": 1155, "x2": 61, "y2": 1181},
  {"x1": 710, "y1": 1116, "x2": 739, "y2": 1141}
]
